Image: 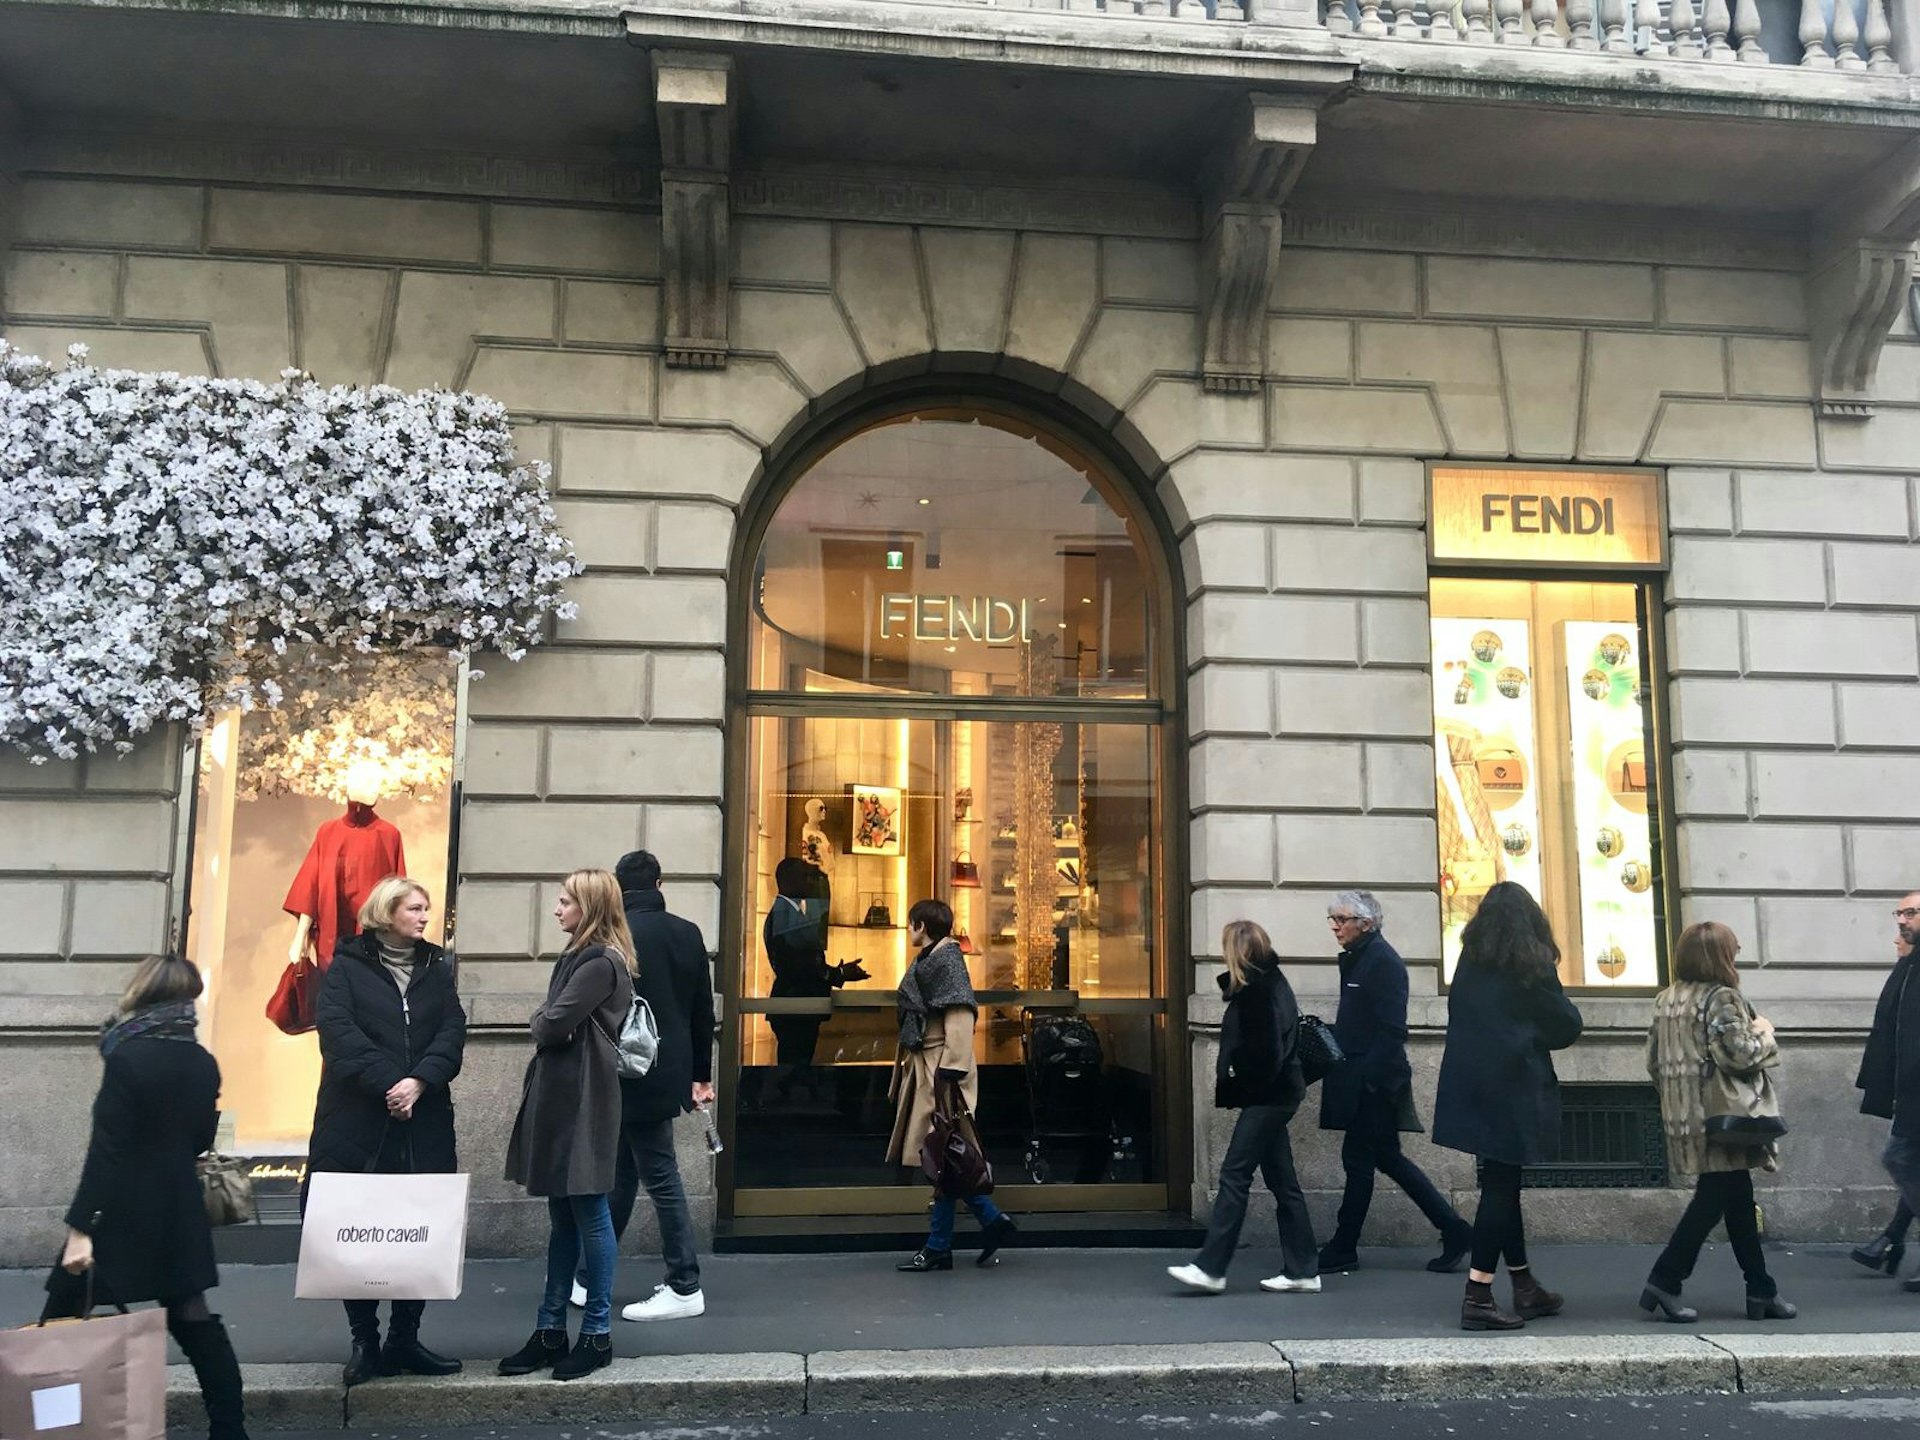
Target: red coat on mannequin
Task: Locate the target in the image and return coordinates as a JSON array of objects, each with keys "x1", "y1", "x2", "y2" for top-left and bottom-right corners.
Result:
[{"x1": 282, "y1": 803, "x2": 407, "y2": 968}]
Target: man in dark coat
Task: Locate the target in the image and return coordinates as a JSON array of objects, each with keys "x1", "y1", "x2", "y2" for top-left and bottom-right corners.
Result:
[
  {"x1": 1316, "y1": 891, "x2": 1472, "y2": 1274},
  {"x1": 575, "y1": 850, "x2": 717, "y2": 1322},
  {"x1": 1859, "y1": 889, "x2": 1920, "y2": 1266}
]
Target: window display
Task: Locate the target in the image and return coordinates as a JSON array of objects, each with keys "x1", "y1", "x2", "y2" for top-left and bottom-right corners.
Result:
[
  {"x1": 185, "y1": 650, "x2": 463, "y2": 1152},
  {"x1": 732, "y1": 408, "x2": 1168, "y2": 1212},
  {"x1": 1431, "y1": 579, "x2": 1662, "y2": 989}
]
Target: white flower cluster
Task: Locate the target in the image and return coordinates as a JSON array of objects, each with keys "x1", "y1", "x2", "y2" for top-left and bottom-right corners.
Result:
[{"x1": 0, "y1": 344, "x2": 580, "y2": 759}]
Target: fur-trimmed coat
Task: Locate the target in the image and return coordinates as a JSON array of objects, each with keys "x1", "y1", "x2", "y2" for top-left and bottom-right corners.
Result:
[{"x1": 1645, "y1": 980, "x2": 1780, "y2": 1176}]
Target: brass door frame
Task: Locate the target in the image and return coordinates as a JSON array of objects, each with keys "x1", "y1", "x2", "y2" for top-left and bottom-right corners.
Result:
[{"x1": 716, "y1": 377, "x2": 1192, "y2": 1224}]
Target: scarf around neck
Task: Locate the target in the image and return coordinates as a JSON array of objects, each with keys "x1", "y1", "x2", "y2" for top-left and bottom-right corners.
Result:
[
  {"x1": 100, "y1": 1000, "x2": 198, "y2": 1058},
  {"x1": 896, "y1": 937, "x2": 975, "y2": 1049}
]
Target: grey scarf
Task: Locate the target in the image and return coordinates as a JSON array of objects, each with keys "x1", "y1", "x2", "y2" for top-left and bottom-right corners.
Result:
[{"x1": 896, "y1": 937, "x2": 976, "y2": 1049}]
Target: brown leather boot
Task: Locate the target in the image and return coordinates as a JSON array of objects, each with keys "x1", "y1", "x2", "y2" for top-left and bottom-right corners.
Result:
[
  {"x1": 1461, "y1": 1279, "x2": 1524, "y2": 1331},
  {"x1": 1510, "y1": 1267, "x2": 1564, "y2": 1319}
]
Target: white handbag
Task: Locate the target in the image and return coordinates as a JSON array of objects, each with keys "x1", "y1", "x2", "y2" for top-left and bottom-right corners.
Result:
[{"x1": 294, "y1": 1171, "x2": 471, "y2": 1300}]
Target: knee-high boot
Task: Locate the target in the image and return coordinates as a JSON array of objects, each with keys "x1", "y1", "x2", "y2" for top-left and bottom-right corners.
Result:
[{"x1": 169, "y1": 1315, "x2": 249, "y2": 1440}]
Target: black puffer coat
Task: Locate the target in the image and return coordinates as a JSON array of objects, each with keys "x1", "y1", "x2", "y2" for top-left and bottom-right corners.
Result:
[
  {"x1": 62, "y1": 1035, "x2": 220, "y2": 1304},
  {"x1": 310, "y1": 934, "x2": 466, "y2": 1176}
]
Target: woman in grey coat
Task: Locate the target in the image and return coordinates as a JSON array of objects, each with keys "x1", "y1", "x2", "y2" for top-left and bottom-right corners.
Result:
[{"x1": 499, "y1": 868, "x2": 635, "y2": 1382}]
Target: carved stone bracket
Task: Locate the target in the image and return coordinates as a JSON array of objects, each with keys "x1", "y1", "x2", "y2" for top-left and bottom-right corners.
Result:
[
  {"x1": 654, "y1": 50, "x2": 734, "y2": 371},
  {"x1": 1199, "y1": 93, "x2": 1319, "y2": 395},
  {"x1": 1809, "y1": 134, "x2": 1920, "y2": 419}
]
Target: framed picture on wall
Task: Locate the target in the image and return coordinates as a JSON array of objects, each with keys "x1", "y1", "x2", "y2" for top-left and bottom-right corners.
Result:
[{"x1": 850, "y1": 783, "x2": 904, "y2": 856}]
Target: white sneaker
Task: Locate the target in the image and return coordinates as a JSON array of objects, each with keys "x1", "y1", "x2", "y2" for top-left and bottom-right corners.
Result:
[
  {"x1": 1166, "y1": 1263, "x2": 1226, "y2": 1295},
  {"x1": 621, "y1": 1284, "x2": 707, "y2": 1322},
  {"x1": 569, "y1": 1280, "x2": 587, "y2": 1309},
  {"x1": 1259, "y1": 1273, "x2": 1323, "y2": 1293}
]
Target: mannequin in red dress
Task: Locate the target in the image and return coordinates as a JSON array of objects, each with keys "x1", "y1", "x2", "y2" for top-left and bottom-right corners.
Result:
[{"x1": 283, "y1": 773, "x2": 407, "y2": 969}]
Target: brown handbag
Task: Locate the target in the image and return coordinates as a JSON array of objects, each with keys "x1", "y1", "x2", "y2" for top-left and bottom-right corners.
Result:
[
  {"x1": 920, "y1": 1084, "x2": 994, "y2": 1197},
  {"x1": 1475, "y1": 746, "x2": 1524, "y2": 791}
]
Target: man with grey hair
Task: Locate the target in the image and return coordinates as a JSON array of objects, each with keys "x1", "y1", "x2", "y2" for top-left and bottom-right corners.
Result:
[{"x1": 1316, "y1": 890, "x2": 1472, "y2": 1274}]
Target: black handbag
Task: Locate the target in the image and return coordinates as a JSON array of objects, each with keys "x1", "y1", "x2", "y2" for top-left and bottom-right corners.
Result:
[{"x1": 1296, "y1": 1014, "x2": 1344, "y2": 1085}]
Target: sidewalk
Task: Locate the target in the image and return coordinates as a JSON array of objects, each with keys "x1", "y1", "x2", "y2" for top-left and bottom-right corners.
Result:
[{"x1": 20, "y1": 1242, "x2": 1920, "y2": 1427}]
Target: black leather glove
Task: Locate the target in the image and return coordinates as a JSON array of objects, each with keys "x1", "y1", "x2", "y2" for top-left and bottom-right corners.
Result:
[{"x1": 839, "y1": 960, "x2": 870, "y2": 983}]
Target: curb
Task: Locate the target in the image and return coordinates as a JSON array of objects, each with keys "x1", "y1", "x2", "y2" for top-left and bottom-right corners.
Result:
[{"x1": 182, "y1": 1332, "x2": 1920, "y2": 1428}]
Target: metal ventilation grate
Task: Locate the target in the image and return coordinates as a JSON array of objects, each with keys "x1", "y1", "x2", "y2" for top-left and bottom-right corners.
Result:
[{"x1": 1481, "y1": 1082, "x2": 1668, "y2": 1190}]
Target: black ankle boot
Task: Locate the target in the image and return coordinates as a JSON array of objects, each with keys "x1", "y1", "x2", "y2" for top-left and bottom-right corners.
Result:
[
  {"x1": 381, "y1": 1333, "x2": 463, "y2": 1376},
  {"x1": 498, "y1": 1329, "x2": 569, "y2": 1377},
  {"x1": 342, "y1": 1339, "x2": 386, "y2": 1388},
  {"x1": 552, "y1": 1332, "x2": 612, "y2": 1380},
  {"x1": 170, "y1": 1316, "x2": 249, "y2": 1440},
  {"x1": 1461, "y1": 1279, "x2": 1524, "y2": 1331},
  {"x1": 1853, "y1": 1233, "x2": 1906, "y2": 1275}
]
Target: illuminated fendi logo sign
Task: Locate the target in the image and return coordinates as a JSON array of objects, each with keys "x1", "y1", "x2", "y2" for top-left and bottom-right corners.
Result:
[
  {"x1": 879, "y1": 593, "x2": 1033, "y2": 645},
  {"x1": 1430, "y1": 467, "x2": 1666, "y2": 571}
]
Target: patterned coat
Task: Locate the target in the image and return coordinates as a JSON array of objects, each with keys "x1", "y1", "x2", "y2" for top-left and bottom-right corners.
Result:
[{"x1": 1645, "y1": 980, "x2": 1780, "y2": 1176}]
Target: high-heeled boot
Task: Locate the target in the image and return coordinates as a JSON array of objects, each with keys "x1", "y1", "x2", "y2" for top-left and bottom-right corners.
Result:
[
  {"x1": 1852, "y1": 1233, "x2": 1905, "y2": 1275},
  {"x1": 169, "y1": 1316, "x2": 249, "y2": 1440},
  {"x1": 1461, "y1": 1279, "x2": 1524, "y2": 1331}
]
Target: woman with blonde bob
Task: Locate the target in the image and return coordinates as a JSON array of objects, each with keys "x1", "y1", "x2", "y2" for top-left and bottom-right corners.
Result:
[
  {"x1": 1167, "y1": 920, "x2": 1319, "y2": 1296},
  {"x1": 501, "y1": 869, "x2": 636, "y2": 1381},
  {"x1": 56, "y1": 954, "x2": 246, "y2": 1439},
  {"x1": 310, "y1": 875, "x2": 467, "y2": 1386},
  {"x1": 1640, "y1": 921, "x2": 1794, "y2": 1323}
]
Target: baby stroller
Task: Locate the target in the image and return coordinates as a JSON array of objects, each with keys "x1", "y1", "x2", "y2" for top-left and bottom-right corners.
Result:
[{"x1": 1021, "y1": 1009, "x2": 1112, "y2": 1184}]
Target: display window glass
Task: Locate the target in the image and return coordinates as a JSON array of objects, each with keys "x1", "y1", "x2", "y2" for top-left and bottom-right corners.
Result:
[
  {"x1": 734, "y1": 408, "x2": 1170, "y2": 1212},
  {"x1": 1431, "y1": 577, "x2": 1663, "y2": 990},
  {"x1": 183, "y1": 651, "x2": 463, "y2": 1157}
]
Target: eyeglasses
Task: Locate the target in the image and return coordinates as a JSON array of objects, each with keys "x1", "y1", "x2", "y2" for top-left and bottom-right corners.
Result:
[
  {"x1": 1327, "y1": 915, "x2": 1358, "y2": 926},
  {"x1": 1897, "y1": 908, "x2": 1920, "y2": 921}
]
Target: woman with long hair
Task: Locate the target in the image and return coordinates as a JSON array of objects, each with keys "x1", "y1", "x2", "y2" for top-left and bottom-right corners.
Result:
[
  {"x1": 310, "y1": 875, "x2": 466, "y2": 1386},
  {"x1": 1640, "y1": 921, "x2": 1794, "y2": 1322},
  {"x1": 55, "y1": 955, "x2": 246, "y2": 1439},
  {"x1": 500, "y1": 869, "x2": 637, "y2": 1380},
  {"x1": 1432, "y1": 883, "x2": 1583, "y2": 1330},
  {"x1": 1167, "y1": 920, "x2": 1319, "y2": 1296}
]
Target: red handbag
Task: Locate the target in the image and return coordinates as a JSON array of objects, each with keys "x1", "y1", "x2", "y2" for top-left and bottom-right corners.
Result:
[{"x1": 265, "y1": 957, "x2": 321, "y2": 1035}]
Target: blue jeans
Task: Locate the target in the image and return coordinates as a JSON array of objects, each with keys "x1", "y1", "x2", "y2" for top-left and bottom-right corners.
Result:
[
  {"x1": 539, "y1": 1194, "x2": 614, "y2": 1335},
  {"x1": 928, "y1": 1192, "x2": 1004, "y2": 1253},
  {"x1": 578, "y1": 1119, "x2": 701, "y2": 1294}
]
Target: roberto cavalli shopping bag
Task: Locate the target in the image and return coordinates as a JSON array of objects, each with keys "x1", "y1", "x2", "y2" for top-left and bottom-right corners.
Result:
[{"x1": 295, "y1": 1171, "x2": 472, "y2": 1300}]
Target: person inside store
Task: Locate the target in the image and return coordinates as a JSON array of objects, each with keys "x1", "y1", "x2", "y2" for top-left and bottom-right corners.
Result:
[
  {"x1": 1167, "y1": 919, "x2": 1320, "y2": 1297},
  {"x1": 53, "y1": 954, "x2": 248, "y2": 1440},
  {"x1": 1316, "y1": 890, "x2": 1473, "y2": 1276},
  {"x1": 568, "y1": 848, "x2": 716, "y2": 1324},
  {"x1": 1857, "y1": 888, "x2": 1920, "y2": 1293},
  {"x1": 500, "y1": 869, "x2": 635, "y2": 1381},
  {"x1": 764, "y1": 857, "x2": 867, "y2": 1103},
  {"x1": 1854, "y1": 895, "x2": 1920, "y2": 1280},
  {"x1": 1640, "y1": 921, "x2": 1794, "y2": 1323},
  {"x1": 309, "y1": 875, "x2": 466, "y2": 1386},
  {"x1": 1431, "y1": 881, "x2": 1583, "y2": 1331},
  {"x1": 888, "y1": 897, "x2": 1018, "y2": 1271}
]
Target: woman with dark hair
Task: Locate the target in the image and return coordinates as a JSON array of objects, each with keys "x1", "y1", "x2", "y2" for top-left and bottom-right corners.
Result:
[
  {"x1": 764, "y1": 857, "x2": 865, "y2": 1099},
  {"x1": 887, "y1": 897, "x2": 1016, "y2": 1272},
  {"x1": 1640, "y1": 922, "x2": 1794, "y2": 1322},
  {"x1": 1167, "y1": 920, "x2": 1319, "y2": 1296},
  {"x1": 55, "y1": 954, "x2": 246, "y2": 1440},
  {"x1": 1432, "y1": 882, "x2": 1583, "y2": 1330}
]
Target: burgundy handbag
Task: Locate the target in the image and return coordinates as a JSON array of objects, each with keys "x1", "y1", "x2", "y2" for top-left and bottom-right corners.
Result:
[
  {"x1": 265, "y1": 956, "x2": 321, "y2": 1035},
  {"x1": 920, "y1": 1085, "x2": 994, "y2": 1198}
]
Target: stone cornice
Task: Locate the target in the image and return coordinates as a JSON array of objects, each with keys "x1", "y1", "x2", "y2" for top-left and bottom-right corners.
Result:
[{"x1": 24, "y1": 132, "x2": 1807, "y2": 269}]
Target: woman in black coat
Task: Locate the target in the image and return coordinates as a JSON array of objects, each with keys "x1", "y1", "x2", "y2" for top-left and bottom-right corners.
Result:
[
  {"x1": 56, "y1": 954, "x2": 246, "y2": 1440},
  {"x1": 310, "y1": 875, "x2": 466, "y2": 1387},
  {"x1": 1432, "y1": 882, "x2": 1583, "y2": 1331},
  {"x1": 1166, "y1": 920, "x2": 1319, "y2": 1296}
]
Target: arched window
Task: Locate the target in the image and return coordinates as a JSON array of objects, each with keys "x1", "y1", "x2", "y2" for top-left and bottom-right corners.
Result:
[{"x1": 728, "y1": 404, "x2": 1175, "y2": 1214}]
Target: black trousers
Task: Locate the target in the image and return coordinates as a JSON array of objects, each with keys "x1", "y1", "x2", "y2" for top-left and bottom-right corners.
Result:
[
  {"x1": 1328, "y1": 1089, "x2": 1464, "y2": 1252},
  {"x1": 344, "y1": 1297, "x2": 425, "y2": 1344},
  {"x1": 1649, "y1": 1168, "x2": 1775, "y2": 1298},
  {"x1": 1194, "y1": 1105, "x2": 1318, "y2": 1281},
  {"x1": 1468, "y1": 1159, "x2": 1529, "y2": 1274}
]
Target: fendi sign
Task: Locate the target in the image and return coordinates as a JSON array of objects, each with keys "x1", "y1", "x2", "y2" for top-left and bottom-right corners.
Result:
[
  {"x1": 1430, "y1": 467, "x2": 1666, "y2": 571},
  {"x1": 879, "y1": 593, "x2": 1034, "y2": 645}
]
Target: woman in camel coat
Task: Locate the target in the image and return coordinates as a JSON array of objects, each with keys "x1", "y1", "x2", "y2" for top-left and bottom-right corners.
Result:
[{"x1": 887, "y1": 898, "x2": 1017, "y2": 1272}]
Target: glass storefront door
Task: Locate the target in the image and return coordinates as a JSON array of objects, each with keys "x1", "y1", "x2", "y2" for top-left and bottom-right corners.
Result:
[{"x1": 726, "y1": 407, "x2": 1173, "y2": 1217}]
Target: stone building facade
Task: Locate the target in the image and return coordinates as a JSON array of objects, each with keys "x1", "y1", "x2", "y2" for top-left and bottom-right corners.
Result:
[{"x1": 2, "y1": 0, "x2": 1919, "y2": 1261}]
